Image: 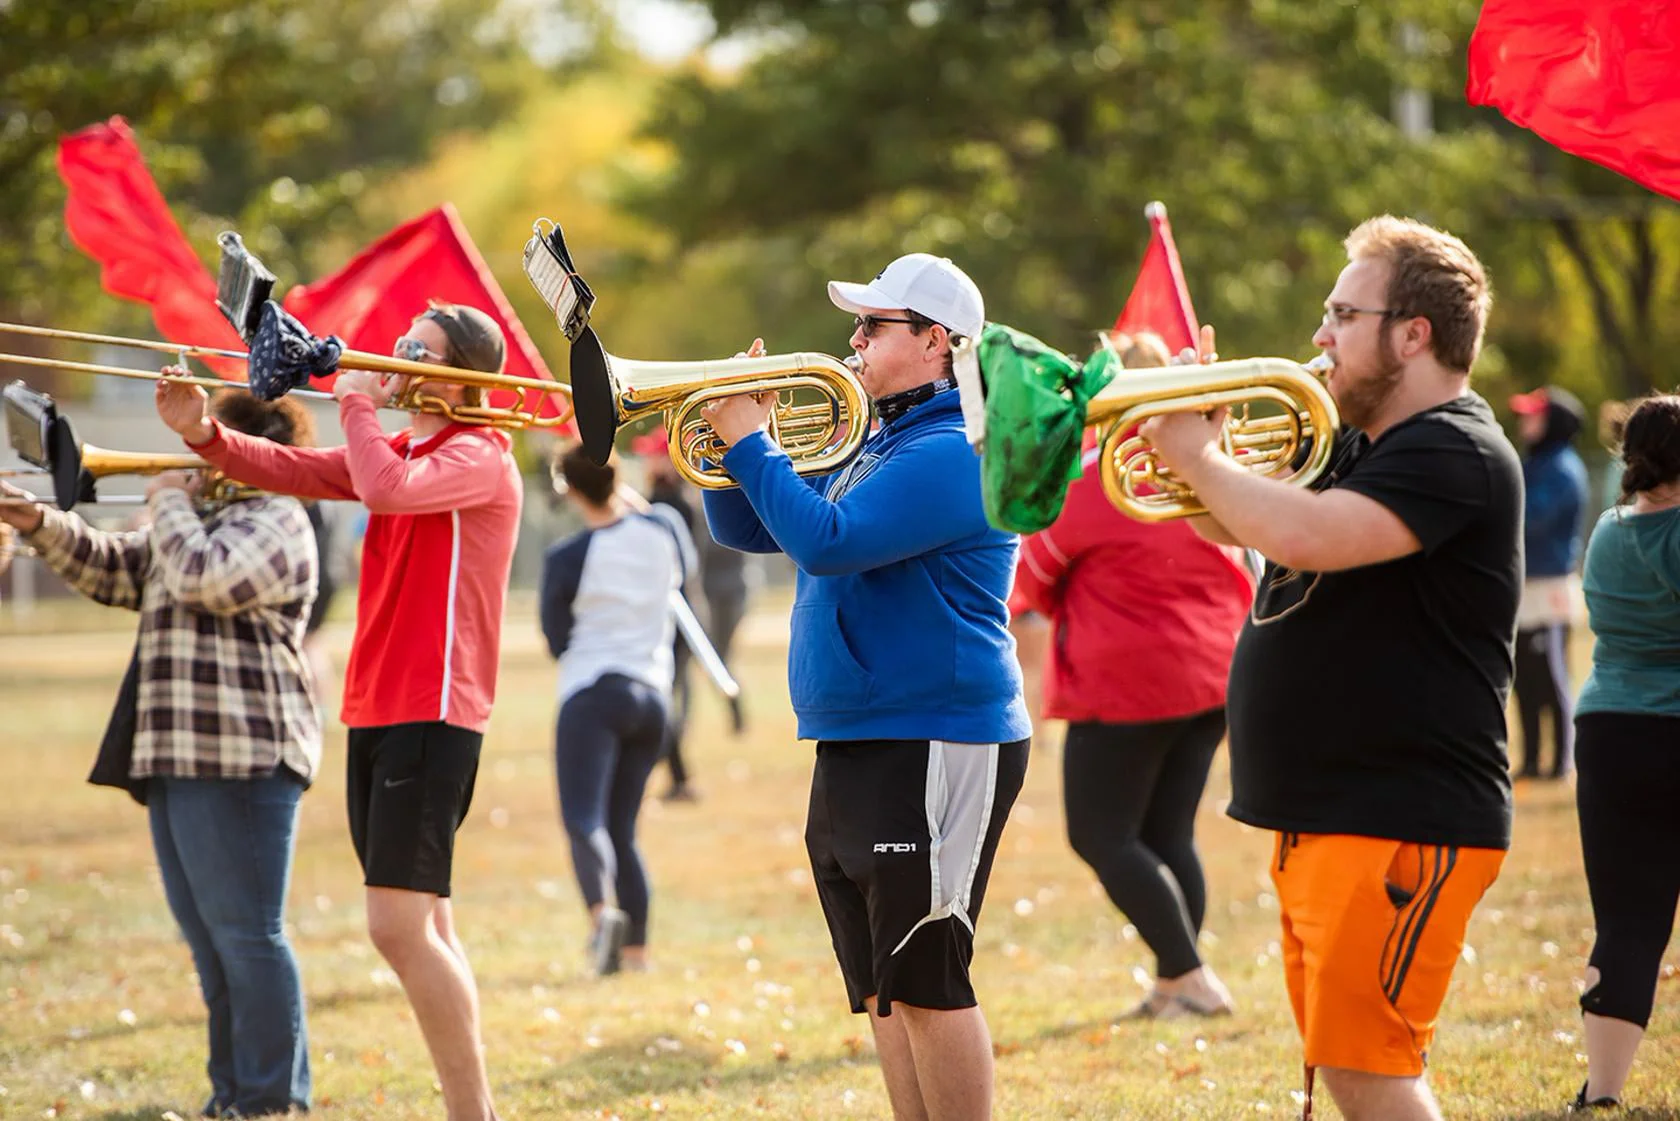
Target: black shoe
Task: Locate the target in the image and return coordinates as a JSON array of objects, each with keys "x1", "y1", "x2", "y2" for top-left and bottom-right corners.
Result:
[{"x1": 1569, "y1": 1081, "x2": 1619, "y2": 1111}]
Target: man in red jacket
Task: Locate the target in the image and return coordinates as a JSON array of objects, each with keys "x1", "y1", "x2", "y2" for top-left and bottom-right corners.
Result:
[{"x1": 156, "y1": 302, "x2": 521, "y2": 1121}]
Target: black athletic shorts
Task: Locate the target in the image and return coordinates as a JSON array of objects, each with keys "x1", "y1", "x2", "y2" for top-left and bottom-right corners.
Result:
[
  {"x1": 346, "y1": 721, "x2": 483, "y2": 897},
  {"x1": 805, "y1": 737, "x2": 1030, "y2": 1016}
]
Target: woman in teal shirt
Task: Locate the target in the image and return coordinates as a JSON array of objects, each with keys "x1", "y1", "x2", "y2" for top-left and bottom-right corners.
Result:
[{"x1": 1570, "y1": 394, "x2": 1680, "y2": 1111}]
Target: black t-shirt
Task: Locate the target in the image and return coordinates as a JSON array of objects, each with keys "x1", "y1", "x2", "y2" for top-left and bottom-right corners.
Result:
[{"x1": 1225, "y1": 393, "x2": 1523, "y2": 849}]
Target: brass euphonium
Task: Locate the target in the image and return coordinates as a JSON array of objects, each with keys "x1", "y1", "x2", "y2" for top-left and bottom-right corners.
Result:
[
  {"x1": 1086, "y1": 356, "x2": 1340, "y2": 522},
  {"x1": 567, "y1": 328, "x2": 870, "y2": 490}
]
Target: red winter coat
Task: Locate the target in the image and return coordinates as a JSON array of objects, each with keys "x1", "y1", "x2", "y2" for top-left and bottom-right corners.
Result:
[{"x1": 1011, "y1": 448, "x2": 1254, "y2": 724}]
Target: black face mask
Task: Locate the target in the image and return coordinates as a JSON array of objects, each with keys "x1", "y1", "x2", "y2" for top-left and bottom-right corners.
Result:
[{"x1": 876, "y1": 376, "x2": 956, "y2": 424}]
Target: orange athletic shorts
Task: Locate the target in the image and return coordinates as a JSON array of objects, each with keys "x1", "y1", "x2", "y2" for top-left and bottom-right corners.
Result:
[{"x1": 1270, "y1": 832, "x2": 1505, "y2": 1077}]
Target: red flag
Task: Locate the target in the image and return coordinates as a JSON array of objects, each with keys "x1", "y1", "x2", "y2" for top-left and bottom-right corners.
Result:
[
  {"x1": 1112, "y1": 201, "x2": 1199, "y2": 355},
  {"x1": 56, "y1": 117, "x2": 246, "y2": 373},
  {"x1": 1090, "y1": 202, "x2": 1201, "y2": 453},
  {"x1": 282, "y1": 204, "x2": 567, "y2": 424},
  {"x1": 58, "y1": 121, "x2": 569, "y2": 426},
  {"x1": 1468, "y1": 1, "x2": 1680, "y2": 202}
]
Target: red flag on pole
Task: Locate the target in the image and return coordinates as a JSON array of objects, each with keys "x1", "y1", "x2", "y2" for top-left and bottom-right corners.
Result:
[
  {"x1": 1468, "y1": 1, "x2": 1680, "y2": 202},
  {"x1": 56, "y1": 119, "x2": 570, "y2": 426},
  {"x1": 56, "y1": 117, "x2": 246, "y2": 373},
  {"x1": 282, "y1": 204, "x2": 565, "y2": 423},
  {"x1": 1112, "y1": 201, "x2": 1200, "y2": 355}
]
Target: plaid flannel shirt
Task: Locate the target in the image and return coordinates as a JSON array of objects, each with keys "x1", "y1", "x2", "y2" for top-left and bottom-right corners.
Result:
[{"x1": 28, "y1": 491, "x2": 322, "y2": 782}]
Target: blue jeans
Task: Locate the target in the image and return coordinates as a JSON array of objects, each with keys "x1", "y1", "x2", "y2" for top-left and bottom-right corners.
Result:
[{"x1": 148, "y1": 772, "x2": 311, "y2": 1114}]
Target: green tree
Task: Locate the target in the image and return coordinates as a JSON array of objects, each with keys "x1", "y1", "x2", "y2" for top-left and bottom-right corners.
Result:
[
  {"x1": 0, "y1": 0, "x2": 544, "y2": 340},
  {"x1": 626, "y1": 0, "x2": 1677, "y2": 406}
]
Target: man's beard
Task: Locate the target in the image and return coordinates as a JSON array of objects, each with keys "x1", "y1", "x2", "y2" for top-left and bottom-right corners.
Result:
[{"x1": 1330, "y1": 334, "x2": 1404, "y2": 431}]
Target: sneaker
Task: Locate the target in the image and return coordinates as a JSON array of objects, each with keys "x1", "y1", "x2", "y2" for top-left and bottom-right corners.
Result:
[
  {"x1": 662, "y1": 783, "x2": 701, "y2": 804},
  {"x1": 1568, "y1": 1081, "x2": 1619, "y2": 1111},
  {"x1": 590, "y1": 908, "x2": 630, "y2": 976}
]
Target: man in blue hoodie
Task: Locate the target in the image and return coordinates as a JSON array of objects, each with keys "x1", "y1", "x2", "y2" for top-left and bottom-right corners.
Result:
[
  {"x1": 1509, "y1": 386, "x2": 1590, "y2": 780},
  {"x1": 700, "y1": 253, "x2": 1031, "y2": 1121}
]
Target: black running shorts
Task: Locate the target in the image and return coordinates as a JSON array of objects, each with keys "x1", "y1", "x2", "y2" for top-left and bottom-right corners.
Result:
[
  {"x1": 805, "y1": 737, "x2": 1029, "y2": 1016},
  {"x1": 346, "y1": 721, "x2": 483, "y2": 897}
]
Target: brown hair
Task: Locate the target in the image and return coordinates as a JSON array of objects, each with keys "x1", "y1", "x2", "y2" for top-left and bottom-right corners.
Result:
[
  {"x1": 1344, "y1": 216, "x2": 1491, "y2": 373},
  {"x1": 1598, "y1": 398, "x2": 1632, "y2": 451},
  {"x1": 424, "y1": 299, "x2": 507, "y2": 410},
  {"x1": 1108, "y1": 330, "x2": 1172, "y2": 370},
  {"x1": 906, "y1": 310, "x2": 957, "y2": 378},
  {"x1": 1618, "y1": 395, "x2": 1680, "y2": 502},
  {"x1": 211, "y1": 391, "x2": 314, "y2": 447},
  {"x1": 552, "y1": 442, "x2": 616, "y2": 507}
]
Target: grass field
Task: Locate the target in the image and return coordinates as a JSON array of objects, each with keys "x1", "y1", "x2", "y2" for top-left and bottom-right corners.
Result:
[{"x1": 0, "y1": 595, "x2": 1676, "y2": 1120}]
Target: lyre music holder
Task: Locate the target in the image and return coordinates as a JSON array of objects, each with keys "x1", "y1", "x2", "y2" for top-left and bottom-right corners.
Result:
[
  {"x1": 3, "y1": 380, "x2": 93, "y2": 510},
  {"x1": 215, "y1": 231, "x2": 277, "y2": 345},
  {"x1": 522, "y1": 218, "x2": 596, "y2": 343}
]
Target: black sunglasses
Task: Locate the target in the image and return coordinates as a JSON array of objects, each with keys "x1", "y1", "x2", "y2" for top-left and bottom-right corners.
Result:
[{"x1": 852, "y1": 314, "x2": 921, "y2": 339}]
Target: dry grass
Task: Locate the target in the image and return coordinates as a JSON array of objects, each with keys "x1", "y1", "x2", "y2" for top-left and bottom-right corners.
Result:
[{"x1": 0, "y1": 599, "x2": 1675, "y2": 1120}]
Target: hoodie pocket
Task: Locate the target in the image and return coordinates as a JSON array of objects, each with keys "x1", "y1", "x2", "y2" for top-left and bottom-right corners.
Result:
[{"x1": 788, "y1": 601, "x2": 874, "y2": 711}]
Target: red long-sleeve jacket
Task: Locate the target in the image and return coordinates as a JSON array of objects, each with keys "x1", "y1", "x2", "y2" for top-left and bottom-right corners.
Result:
[
  {"x1": 1011, "y1": 448, "x2": 1255, "y2": 724},
  {"x1": 189, "y1": 395, "x2": 522, "y2": 732}
]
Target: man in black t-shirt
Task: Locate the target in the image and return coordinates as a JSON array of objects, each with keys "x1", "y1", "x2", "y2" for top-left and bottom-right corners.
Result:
[{"x1": 1143, "y1": 216, "x2": 1521, "y2": 1121}]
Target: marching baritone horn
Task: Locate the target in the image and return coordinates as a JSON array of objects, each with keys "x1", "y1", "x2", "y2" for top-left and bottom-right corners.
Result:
[
  {"x1": 1083, "y1": 355, "x2": 1340, "y2": 522},
  {"x1": 565, "y1": 329, "x2": 871, "y2": 490},
  {"x1": 521, "y1": 216, "x2": 869, "y2": 489}
]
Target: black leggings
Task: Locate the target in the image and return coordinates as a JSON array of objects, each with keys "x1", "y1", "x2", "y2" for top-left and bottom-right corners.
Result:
[
  {"x1": 1514, "y1": 624, "x2": 1575, "y2": 776},
  {"x1": 1063, "y1": 709, "x2": 1226, "y2": 979},
  {"x1": 1576, "y1": 711, "x2": 1680, "y2": 1029},
  {"x1": 556, "y1": 674, "x2": 668, "y2": 946}
]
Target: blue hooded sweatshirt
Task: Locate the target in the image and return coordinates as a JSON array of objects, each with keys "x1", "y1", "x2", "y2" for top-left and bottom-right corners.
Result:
[
  {"x1": 702, "y1": 389, "x2": 1030, "y2": 744},
  {"x1": 1522, "y1": 393, "x2": 1590, "y2": 578}
]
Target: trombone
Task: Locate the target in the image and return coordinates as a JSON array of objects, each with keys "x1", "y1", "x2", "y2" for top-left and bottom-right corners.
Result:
[{"x1": 0, "y1": 319, "x2": 579, "y2": 432}]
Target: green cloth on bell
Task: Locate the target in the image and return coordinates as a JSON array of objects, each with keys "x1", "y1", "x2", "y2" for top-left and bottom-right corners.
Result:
[{"x1": 976, "y1": 322, "x2": 1118, "y2": 534}]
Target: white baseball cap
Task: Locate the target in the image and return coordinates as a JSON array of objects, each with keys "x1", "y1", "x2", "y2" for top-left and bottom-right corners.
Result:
[{"x1": 827, "y1": 253, "x2": 985, "y2": 339}]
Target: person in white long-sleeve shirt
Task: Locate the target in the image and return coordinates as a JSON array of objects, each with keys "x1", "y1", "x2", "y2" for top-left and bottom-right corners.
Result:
[{"x1": 539, "y1": 444, "x2": 685, "y2": 974}]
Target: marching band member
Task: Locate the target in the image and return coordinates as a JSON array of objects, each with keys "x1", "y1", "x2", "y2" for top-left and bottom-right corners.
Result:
[
  {"x1": 540, "y1": 444, "x2": 684, "y2": 975},
  {"x1": 700, "y1": 253, "x2": 1030, "y2": 1121},
  {"x1": 1143, "y1": 218, "x2": 1520, "y2": 1121},
  {"x1": 155, "y1": 302, "x2": 521, "y2": 1121},
  {"x1": 0, "y1": 393, "x2": 319, "y2": 1118},
  {"x1": 1508, "y1": 384, "x2": 1590, "y2": 780},
  {"x1": 1011, "y1": 330, "x2": 1253, "y2": 1021},
  {"x1": 1569, "y1": 394, "x2": 1680, "y2": 1112}
]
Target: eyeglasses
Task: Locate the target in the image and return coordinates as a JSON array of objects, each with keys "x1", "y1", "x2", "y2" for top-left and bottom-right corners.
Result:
[
  {"x1": 852, "y1": 314, "x2": 920, "y2": 339},
  {"x1": 1320, "y1": 305, "x2": 1405, "y2": 330},
  {"x1": 394, "y1": 336, "x2": 447, "y2": 364}
]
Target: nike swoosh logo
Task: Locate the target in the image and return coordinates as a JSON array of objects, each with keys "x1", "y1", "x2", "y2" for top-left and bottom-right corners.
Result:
[{"x1": 383, "y1": 776, "x2": 418, "y2": 788}]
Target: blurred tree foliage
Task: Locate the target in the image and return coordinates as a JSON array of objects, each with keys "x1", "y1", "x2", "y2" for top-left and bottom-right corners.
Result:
[
  {"x1": 627, "y1": 0, "x2": 1680, "y2": 411},
  {"x1": 5, "y1": 0, "x2": 1676, "y2": 433},
  {"x1": 0, "y1": 0, "x2": 543, "y2": 335}
]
